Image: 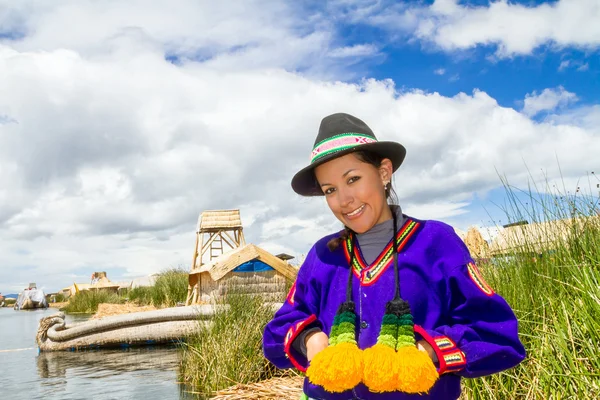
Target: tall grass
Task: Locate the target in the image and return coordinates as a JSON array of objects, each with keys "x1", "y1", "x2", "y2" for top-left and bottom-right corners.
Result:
[
  {"x1": 462, "y1": 176, "x2": 600, "y2": 399},
  {"x1": 63, "y1": 290, "x2": 124, "y2": 314},
  {"x1": 127, "y1": 268, "x2": 188, "y2": 307},
  {"x1": 179, "y1": 292, "x2": 291, "y2": 396}
]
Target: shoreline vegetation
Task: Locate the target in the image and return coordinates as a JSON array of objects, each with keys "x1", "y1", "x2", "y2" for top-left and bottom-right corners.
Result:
[
  {"x1": 459, "y1": 179, "x2": 600, "y2": 399},
  {"x1": 61, "y1": 268, "x2": 188, "y2": 314},
  {"x1": 179, "y1": 292, "x2": 296, "y2": 398}
]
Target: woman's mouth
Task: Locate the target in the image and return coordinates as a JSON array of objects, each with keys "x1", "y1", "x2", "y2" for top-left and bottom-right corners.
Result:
[{"x1": 345, "y1": 204, "x2": 365, "y2": 220}]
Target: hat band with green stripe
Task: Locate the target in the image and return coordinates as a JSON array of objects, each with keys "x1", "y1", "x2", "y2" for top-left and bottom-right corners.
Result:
[{"x1": 310, "y1": 133, "x2": 377, "y2": 164}]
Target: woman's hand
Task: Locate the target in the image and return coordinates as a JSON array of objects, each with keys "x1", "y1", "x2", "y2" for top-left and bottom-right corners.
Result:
[
  {"x1": 306, "y1": 331, "x2": 329, "y2": 362},
  {"x1": 416, "y1": 340, "x2": 437, "y2": 362}
]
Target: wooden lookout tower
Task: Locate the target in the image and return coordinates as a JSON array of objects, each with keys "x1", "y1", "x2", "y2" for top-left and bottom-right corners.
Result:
[{"x1": 186, "y1": 209, "x2": 246, "y2": 305}]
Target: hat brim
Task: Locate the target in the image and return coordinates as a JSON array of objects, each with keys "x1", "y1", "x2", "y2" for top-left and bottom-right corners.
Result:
[{"x1": 291, "y1": 141, "x2": 406, "y2": 197}]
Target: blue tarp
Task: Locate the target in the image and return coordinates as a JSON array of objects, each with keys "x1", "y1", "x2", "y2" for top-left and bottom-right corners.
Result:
[{"x1": 233, "y1": 259, "x2": 274, "y2": 273}]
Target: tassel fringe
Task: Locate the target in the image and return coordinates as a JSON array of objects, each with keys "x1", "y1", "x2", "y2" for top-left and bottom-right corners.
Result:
[{"x1": 306, "y1": 342, "x2": 363, "y2": 392}]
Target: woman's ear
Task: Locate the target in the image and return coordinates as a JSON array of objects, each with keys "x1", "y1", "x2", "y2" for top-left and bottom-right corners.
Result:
[{"x1": 379, "y1": 158, "x2": 393, "y2": 184}]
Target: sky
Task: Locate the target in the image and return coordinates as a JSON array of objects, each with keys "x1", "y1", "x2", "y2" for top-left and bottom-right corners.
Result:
[{"x1": 0, "y1": 0, "x2": 599, "y2": 294}]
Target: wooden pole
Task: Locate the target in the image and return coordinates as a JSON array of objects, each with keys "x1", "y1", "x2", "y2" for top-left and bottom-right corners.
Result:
[
  {"x1": 221, "y1": 231, "x2": 238, "y2": 250},
  {"x1": 201, "y1": 232, "x2": 220, "y2": 256},
  {"x1": 186, "y1": 231, "x2": 201, "y2": 306}
]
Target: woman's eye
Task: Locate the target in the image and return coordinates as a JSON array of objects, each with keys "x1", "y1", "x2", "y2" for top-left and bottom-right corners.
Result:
[
  {"x1": 348, "y1": 176, "x2": 360, "y2": 184},
  {"x1": 324, "y1": 187, "x2": 335, "y2": 195}
]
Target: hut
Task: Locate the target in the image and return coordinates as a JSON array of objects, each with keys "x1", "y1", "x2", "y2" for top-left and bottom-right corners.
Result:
[
  {"x1": 188, "y1": 243, "x2": 298, "y2": 303},
  {"x1": 489, "y1": 216, "x2": 600, "y2": 256},
  {"x1": 463, "y1": 227, "x2": 489, "y2": 260},
  {"x1": 88, "y1": 272, "x2": 120, "y2": 293},
  {"x1": 60, "y1": 283, "x2": 92, "y2": 298},
  {"x1": 186, "y1": 209, "x2": 297, "y2": 304},
  {"x1": 60, "y1": 272, "x2": 120, "y2": 298}
]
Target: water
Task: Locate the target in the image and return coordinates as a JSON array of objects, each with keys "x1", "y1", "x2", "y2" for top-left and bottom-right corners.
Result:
[{"x1": 0, "y1": 308, "x2": 198, "y2": 400}]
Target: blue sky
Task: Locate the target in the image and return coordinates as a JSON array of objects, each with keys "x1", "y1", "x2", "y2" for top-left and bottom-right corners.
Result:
[
  {"x1": 0, "y1": 0, "x2": 598, "y2": 293},
  {"x1": 323, "y1": 1, "x2": 599, "y2": 108}
]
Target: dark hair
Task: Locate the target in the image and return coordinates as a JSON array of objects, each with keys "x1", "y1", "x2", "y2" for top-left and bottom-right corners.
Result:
[{"x1": 323, "y1": 150, "x2": 398, "y2": 251}]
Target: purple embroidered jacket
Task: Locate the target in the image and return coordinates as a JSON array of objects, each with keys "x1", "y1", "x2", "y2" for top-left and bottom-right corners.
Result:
[{"x1": 263, "y1": 216, "x2": 526, "y2": 400}]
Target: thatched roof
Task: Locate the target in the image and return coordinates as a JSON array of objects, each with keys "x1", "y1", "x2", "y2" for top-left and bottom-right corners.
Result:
[
  {"x1": 489, "y1": 216, "x2": 600, "y2": 256},
  {"x1": 190, "y1": 244, "x2": 297, "y2": 281},
  {"x1": 61, "y1": 283, "x2": 92, "y2": 293},
  {"x1": 463, "y1": 227, "x2": 489, "y2": 259},
  {"x1": 60, "y1": 272, "x2": 120, "y2": 295},
  {"x1": 89, "y1": 275, "x2": 120, "y2": 290},
  {"x1": 197, "y1": 209, "x2": 243, "y2": 232},
  {"x1": 129, "y1": 275, "x2": 158, "y2": 289}
]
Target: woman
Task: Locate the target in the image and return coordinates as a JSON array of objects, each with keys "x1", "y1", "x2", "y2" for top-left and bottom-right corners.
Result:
[{"x1": 263, "y1": 113, "x2": 525, "y2": 400}]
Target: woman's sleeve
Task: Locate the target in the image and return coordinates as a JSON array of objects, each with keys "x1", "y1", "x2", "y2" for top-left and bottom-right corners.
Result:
[
  {"x1": 415, "y1": 261, "x2": 526, "y2": 378},
  {"x1": 263, "y1": 247, "x2": 323, "y2": 372}
]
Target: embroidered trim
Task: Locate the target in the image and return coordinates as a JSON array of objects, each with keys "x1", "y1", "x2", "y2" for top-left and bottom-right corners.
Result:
[
  {"x1": 443, "y1": 349, "x2": 467, "y2": 372},
  {"x1": 283, "y1": 314, "x2": 318, "y2": 372},
  {"x1": 342, "y1": 219, "x2": 420, "y2": 285},
  {"x1": 414, "y1": 325, "x2": 447, "y2": 373},
  {"x1": 467, "y1": 262, "x2": 494, "y2": 296},
  {"x1": 434, "y1": 336, "x2": 456, "y2": 351},
  {"x1": 413, "y1": 326, "x2": 467, "y2": 375},
  {"x1": 286, "y1": 281, "x2": 297, "y2": 305},
  {"x1": 311, "y1": 133, "x2": 377, "y2": 163}
]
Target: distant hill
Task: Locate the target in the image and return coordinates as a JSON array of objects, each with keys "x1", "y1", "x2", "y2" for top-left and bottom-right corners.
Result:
[{"x1": 3, "y1": 294, "x2": 18, "y2": 299}]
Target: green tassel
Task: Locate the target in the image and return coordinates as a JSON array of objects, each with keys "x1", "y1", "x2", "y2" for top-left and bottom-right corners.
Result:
[
  {"x1": 394, "y1": 300, "x2": 416, "y2": 350},
  {"x1": 328, "y1": 302, "x2": 358, "y2": 346}
]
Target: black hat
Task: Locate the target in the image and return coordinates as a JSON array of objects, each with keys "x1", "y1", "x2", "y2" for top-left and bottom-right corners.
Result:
[{"x1": 291, "y1": 113, "x2": 406, "y2": 196}]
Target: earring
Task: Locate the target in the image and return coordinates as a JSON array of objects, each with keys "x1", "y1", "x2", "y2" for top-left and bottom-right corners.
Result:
[{"x1": 383, "y1": 181, "x2": 390, "y2": 189}]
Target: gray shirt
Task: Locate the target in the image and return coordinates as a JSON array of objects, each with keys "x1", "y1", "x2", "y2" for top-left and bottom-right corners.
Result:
[
  {"x1": 292, "y1": 205, "x2": 405, "y2": 356},
  {"x1": 355, "y1": 205, "x2": 404, "y2": 265}
]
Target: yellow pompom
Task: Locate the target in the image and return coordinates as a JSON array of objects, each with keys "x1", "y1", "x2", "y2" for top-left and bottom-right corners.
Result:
[
  {"x1": 395, "y1": 346, "x2": 439, "y2": 394},
  {"x1": 362, "y1": 344, "x2": 400, "y2": 393},
  {"x1": 306, "y1": 342, "x2": 363, "y2": 393}
]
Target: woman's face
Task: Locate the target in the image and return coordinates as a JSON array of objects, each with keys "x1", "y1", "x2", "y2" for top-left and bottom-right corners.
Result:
[{"x1": 314, "y1": 153, "x2": 393, "y2": 234}]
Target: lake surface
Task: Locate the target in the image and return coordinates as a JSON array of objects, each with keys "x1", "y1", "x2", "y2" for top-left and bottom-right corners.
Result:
[{"x1": 0, "y1": 307, "x2": 198, "y2": 399}]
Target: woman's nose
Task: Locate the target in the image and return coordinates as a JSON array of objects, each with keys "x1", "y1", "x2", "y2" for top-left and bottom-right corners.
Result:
[{"x1": 338, "y1": 187, "x2": 353, "y2": 208}]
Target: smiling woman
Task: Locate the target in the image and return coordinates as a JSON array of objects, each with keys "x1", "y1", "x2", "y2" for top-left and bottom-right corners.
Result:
[
  {"x1": 315, "y1": 152, "x2": 394, "y2": 235},
  {"x1": 263, "y1": 113, "x2": 526, "y2": 400}
]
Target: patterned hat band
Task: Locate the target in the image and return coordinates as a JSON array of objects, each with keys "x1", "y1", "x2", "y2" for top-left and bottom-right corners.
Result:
[{"x1": 310, "y1": 133, "x2": 377, "y2": 164}]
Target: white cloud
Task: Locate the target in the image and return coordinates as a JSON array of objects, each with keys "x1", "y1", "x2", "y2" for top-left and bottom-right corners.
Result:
[
  {"x1": 434, "y1": 68, "x2": 446, "y2": 75},
  {"x1": 0, "y1": 0, "x2": 348, "y2": 77},
  {"x1": 328, "y1": 44, "x2": 379, "y2": 58},
  {"x1": 348, "y1": 0, "x2": 600, "y2": 58},
  {"x1": 402, "y1": 201, "x2": 470, "y2": 221},
  {"x1": 522, "y1": 86, "x2": 578, "y2": 117},
  {"x1": 0, "y1": 1, "x2": 599, "y2": 293},
  {"x1": 559, "y1": 59, "x2": 591, "y2": 72},
  {"x1": 559, "y1": 60, "x2": 570, "y2": 71}
]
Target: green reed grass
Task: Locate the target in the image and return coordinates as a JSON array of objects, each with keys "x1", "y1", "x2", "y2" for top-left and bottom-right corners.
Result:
[
  {"x1": 127, "y1": 268, "x2": 188, "y2": 307},
  {"x1": 52, "y1": 293, "x2": 66, "y2": 303},
  {"x1": 179, "y1": 292, "x2": 293, "y2": 396},
  {"x1": 63, "y1": 290, "x2": 124, "y2": 314},
  {"x1": 462, "y1": 176, "x2": 600, "y2": 399}
]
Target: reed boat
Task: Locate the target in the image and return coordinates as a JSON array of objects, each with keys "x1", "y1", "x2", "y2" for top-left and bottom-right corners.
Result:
[{"x1": 36, "y1": 305, "x2": 214, "y2": 351}]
